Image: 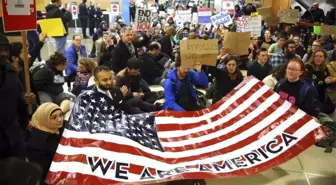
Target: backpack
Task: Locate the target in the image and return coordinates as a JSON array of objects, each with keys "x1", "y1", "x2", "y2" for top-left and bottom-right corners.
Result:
[
  {"x1": 30, "y1": 63, "x2": 45, "y2": 77},
  {"x1": 274, "y1": 78, "x2": 318, "y2": 106}
]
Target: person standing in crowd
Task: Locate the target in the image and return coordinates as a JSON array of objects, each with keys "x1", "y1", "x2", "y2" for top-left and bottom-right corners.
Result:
[
  {"x1": 140, "y1": 42, "x2": 165, "y2": 85},
  {"x1": 248, "y1": 48, "x2": 272, "y2": 81},
  {"x1": 130, "y1": 1, "x2": 136, "y2": 23},
  {"x1": 88, "y1": 1, "x2": 96, "y2": 36},
  {"x1": 268, "y1": 34, "x2": 286, "y2": 56},
  {"x1": 208, "y1": 56, "x2": 244, "y2": 104},
  {"x1": 65, "y1": 35, "x2": 87, "y2": 76},
  {"x1": 95, "y1": 3, "x2": 103, "y2": 29},
  {"x1": 269, "y1": 40, "x2": 301, "y2": 69},
  {"x1": 79, "y1": 0, "x2": 89, "y2": 39},
  {"x1": 0, "y1": 34, "x2": 31, "y2": 160},
  {"x1": 33, "y1": 52, "x2": 75, "y2": 105},
  {"x1": 45, "y1": 0, "x2": 71, "y2": 54},
  {"x1": 302, "y1": 2, "x2": 325, "y2": 23},
  {"x1": 26, "y1": 103, "x2": 64, "y2": 185},
  {"x1": 305, "y1": 49, "x2": 336, "y2": 114},
  {"x1": 164, "y1": 59, "x2": 208, "y2": 111}
]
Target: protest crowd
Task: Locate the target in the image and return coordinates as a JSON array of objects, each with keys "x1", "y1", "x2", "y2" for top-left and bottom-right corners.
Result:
[{"x1": 1, "y1": 0, "x2": 336, "y2": 184}]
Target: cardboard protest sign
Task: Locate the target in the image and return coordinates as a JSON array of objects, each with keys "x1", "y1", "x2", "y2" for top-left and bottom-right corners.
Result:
[
  {"x1": 236, "y1": 16, "x2": 249, "y2": 32},
  {"x1": 248, "y1": 15, "x2": 262, "y2": 37},
  {"x1": 277, "y1": 9, "x2": 299, "y2": 24},
  {"x1": 180, "y1": 39, "x2": 218, "y2": 68},
  {"x1": 245, "y1": 0, "x2": 261, "y2": 4},
  {"x1": 222, "y1": 32, "x2": 250, "y2": 55},
  {"x1": 257, "y1": 7, "x2": 272, "y2": 17},
  {"x1": 264, "y1": 16, "x2": 280, "y2": 26},
  {"x1": 135, "y1": 9, "x2": 152, "y2": 31},
  {"x1": 210, "y1": 10, "x2": 232, "y2": 27},
  {"x1": 175, "y1": 10, "x2": 192, "y2": 27},
  {"x1": 320, "y1": 25, "x2": 336, "y2": 36}
]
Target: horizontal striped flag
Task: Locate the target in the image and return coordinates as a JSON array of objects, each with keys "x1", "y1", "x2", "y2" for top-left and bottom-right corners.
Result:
[
  {"x1": 46, "y1": 76, "x2": 327, "y2": 185},
  {"x1": 198, "y1": 8, "x2": 212, "y2": 24}
]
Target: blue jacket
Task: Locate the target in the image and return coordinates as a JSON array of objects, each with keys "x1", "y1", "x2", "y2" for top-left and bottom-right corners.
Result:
[
  {"x1": 163, "y1": 68, "x2": 209, "y2": 111},
  {"x1": 65, "y1": 44, "x2": 87, "y2": 76}
]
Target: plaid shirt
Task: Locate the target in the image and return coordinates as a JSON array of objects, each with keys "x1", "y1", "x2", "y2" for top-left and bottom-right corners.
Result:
[{"x1": 270, "y1": 51, "x2": 300, "y2": 69}]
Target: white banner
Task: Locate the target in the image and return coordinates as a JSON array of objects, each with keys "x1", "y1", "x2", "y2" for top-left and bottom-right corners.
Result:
[
  {"x1": 175, "y1": 10, "x2": 192, "y2": 27},
  {"x1": 248, "y1": 15, "x2": 262, "y2": 37}
]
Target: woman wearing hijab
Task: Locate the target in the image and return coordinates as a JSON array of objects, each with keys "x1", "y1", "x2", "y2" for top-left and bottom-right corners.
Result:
[{"x1": 26, "y1": 103, "x2": 64, "y2": 185}]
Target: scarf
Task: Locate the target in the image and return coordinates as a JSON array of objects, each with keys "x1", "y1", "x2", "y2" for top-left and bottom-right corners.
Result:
[
  {"x1": 125, "y1": 42, "x2": 136, "y2": 58},
  {"x1": 31, "y1": 103, "x2": 62, "y2": 134}
]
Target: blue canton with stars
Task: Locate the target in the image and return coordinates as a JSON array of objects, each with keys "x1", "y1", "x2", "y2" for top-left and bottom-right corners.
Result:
[{"x1": 67, "y1": 90, "x2": 164, "y2": 152}]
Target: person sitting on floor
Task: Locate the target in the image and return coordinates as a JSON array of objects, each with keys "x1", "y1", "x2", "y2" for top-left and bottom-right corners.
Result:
[
  {"x1": 247, "y1": 48, "x2": 273, "y2": 81},
  {"x1": 116, "y1": 58, "x2": 158, "y2": 112},
  {"x1": 164, "y1": 58, "x2": 209, "y2": 111}
]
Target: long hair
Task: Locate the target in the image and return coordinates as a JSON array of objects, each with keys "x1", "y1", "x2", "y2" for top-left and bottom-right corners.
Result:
[
  {"x1": 78, "y1": 58, "x2": 97, "y2": 73},
  {"x1": 307, "y1": 49, "x2": 328, "y2": 71}
]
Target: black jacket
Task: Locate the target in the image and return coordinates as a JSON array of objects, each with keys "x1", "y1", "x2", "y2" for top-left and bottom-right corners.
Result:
[
  {"x1": 88, "y1": 5, "x2": 96, "y2": 18},
  {"x1": 159, "y1": 35, "x2": 173, "y2": 58},
  {"x1": 247, "y1": 60, "x2": 273, "y2": 81},
  {"x1": 45, "y1": 4, "x2": 71, "y2": 37},
  {"x1": 96, "y1": 8, "x2": 103, "y2": 19},
  {"x1": 0, "y1": 62, "x2": 29, "y2": 159},
  {"x1": 79, "y1": 2, "x2": 89, "y2": 17},
  {"x1": 92, "y1": 86, "x2": 143, "y2": 114},
  {"x1": 140, "y1": 53, "x2": 164, "y2": 85},
  {"x1": 208, "y1": 67, "x2": 244, "y2": 104},
  {"x1": 26, "y1": 127, "x2": 63, "y2": 184},
  {"x1": 32, "y1": 63, "x2": 65, "y2": 96}
]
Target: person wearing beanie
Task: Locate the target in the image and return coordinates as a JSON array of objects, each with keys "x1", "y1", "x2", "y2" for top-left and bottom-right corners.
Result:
[
  {"x1": 26, "y1": 103, "x2": 64, "y2": 185},
  {"x1": 0, "y1": 34, "x2": 30, "y2": 160}
]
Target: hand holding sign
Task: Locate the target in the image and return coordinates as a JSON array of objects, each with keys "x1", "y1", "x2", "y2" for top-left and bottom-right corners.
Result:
[{"x1": 180, "y1": 40, "x2": 218, "y2": 68}]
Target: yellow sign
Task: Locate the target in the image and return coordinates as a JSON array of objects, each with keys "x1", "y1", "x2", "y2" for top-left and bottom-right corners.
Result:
[
  {"x1": 251, "y1": 12, "x2": 259, "y2": 17},
  {"x1": 38, "y1": 18, "x2": 66, "y2": 37},
  {"x1": 180, "y1": 39, "x2": 218, "y2": 68}
]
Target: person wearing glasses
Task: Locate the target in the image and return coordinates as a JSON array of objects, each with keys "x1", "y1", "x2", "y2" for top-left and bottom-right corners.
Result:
[{"x1": 302, "y1": 40, "x2": 322, "y2": 63}]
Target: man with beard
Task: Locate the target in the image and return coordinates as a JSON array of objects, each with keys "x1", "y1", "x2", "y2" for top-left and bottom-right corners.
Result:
[
  {"x1": 269, "y1": 40, "x2": 301, "y2": 69},
  {"x1": 90, "y1": 66, "x2": 143, "y2": 114},
  {"x1": 0, "y1": 34, "x2": 30, "y2": 160},
  {"x1": 115, "y1": 58, "x2": 157, "y2": 113}
]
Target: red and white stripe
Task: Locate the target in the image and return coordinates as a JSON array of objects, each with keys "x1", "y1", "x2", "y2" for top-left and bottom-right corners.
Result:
[{"x1": 46, "y1": 77, "x2": 327, "y2": 185}]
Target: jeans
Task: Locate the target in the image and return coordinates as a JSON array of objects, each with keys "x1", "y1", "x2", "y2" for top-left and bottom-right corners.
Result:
[{"x1": 54, "y1": 36, "x2": 67, "y2": 54}]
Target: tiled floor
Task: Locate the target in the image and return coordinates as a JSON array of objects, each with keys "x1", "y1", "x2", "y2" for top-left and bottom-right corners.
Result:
[{"x1": 39, "y1": 30, "x2": 336, "y2": 185}]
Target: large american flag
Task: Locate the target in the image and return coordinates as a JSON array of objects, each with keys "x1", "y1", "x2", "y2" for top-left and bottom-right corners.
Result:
[{"x1": 46, "y1": 77, "x2": 327, "y2": 185}]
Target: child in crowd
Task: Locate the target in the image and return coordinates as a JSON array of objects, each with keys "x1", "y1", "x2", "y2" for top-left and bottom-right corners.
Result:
[{"x1": 67, "y1": 58, "x2": 97, "y2": 96}]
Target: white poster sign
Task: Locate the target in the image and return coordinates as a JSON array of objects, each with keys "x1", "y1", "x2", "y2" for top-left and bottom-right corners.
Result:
[
  {"x1": 248, "y1": 15, "x2": 262, "y2": 37},
  {"x1": 210, "y1": 10, "x2": 232, "y2": 27}
]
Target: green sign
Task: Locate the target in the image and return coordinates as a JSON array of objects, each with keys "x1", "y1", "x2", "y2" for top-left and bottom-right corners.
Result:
[{"x1": 314, "y1": 26, "x2": 321, "y2": 35}]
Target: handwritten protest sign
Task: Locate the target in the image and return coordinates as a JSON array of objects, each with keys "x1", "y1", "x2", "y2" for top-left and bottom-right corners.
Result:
[
  {"x1": 236, "y1": 16, "x2": 249, "y2": 32},
  {"x1": 321, "y1": 25, "x2": 336, "y2": 36},
  {"x1": 245, "y1": 0, "x2": 261, "y2": 4},
  {"x1": 175, "y1": 10, "x2": 192, "y2": 27},
  {"x1": 248, "y1": 15, "x2": 262, "y2": 37},
  {"x1": 135, "y1": 9, "x2": 152, "y2": 31},
  {"x1": 222, "y1": 32, "x2": 250, "y2": 55},
  {"x1": 210, "y1": 10, "x2": 232, "y2": 27},
  {"x1": 278, "y1": 9, "x2": 299, "y2": 24},
  {"x1": 257, "y1": 7, "x2": 272, "y2": 17},
  {"x1": 180, "y1": 39, "x2": 218, "y2": 68},
  {"x1": 264, "y1": 16, "x2": 280, "y2": 26}
]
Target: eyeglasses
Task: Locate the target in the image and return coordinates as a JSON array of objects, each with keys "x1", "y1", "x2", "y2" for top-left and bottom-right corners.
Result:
[{"x1": 287, "y1": 68, "x2": 300, "y2": 72}]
